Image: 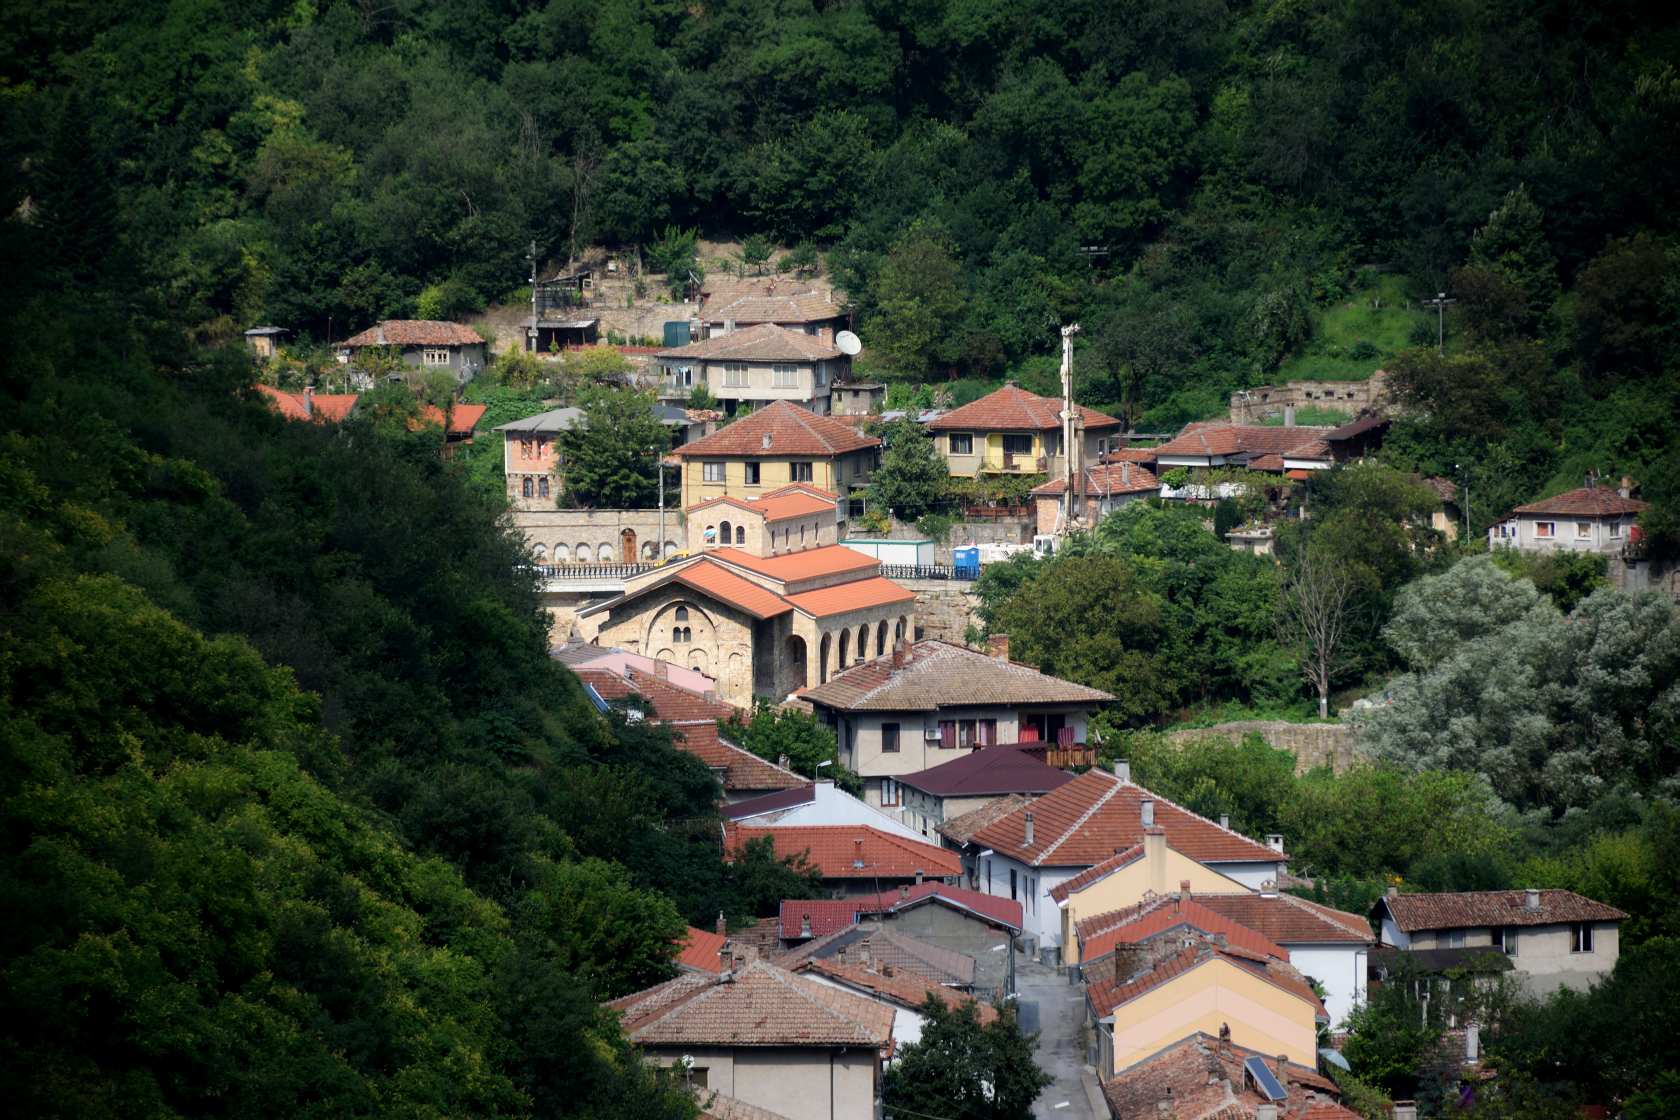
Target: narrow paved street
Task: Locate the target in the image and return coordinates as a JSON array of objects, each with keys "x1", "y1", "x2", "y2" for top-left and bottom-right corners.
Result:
[{"x1": 1014, "y1": 955, "x2": 1105, "y2": 1120}]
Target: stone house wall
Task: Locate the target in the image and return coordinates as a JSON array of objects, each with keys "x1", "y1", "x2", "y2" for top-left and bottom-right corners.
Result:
[{"x1": 511, "y1": 508, "x2": 681, "y2": 564}]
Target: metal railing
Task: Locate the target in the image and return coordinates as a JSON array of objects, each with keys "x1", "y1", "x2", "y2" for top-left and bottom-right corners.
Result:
[
  {"x1": 535, "y1": 563, "x2": 656, "y2": 579},
  {"x1": 878, "y1": 564, "x2": 978, "y2": 582}
]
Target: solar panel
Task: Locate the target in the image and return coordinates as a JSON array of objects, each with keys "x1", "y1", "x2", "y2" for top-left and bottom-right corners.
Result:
[{"x1": 1244, "y1": 1056, "x2": 1288, "y2": 1102}]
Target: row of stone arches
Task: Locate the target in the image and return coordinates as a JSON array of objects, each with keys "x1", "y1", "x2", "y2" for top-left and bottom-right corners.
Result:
[
  {"x1": 791, "y1": 615, "x2": 910, "y2": 688},
  {"x1": 532, "y1": 535, "x2": 682, "y2": 564}
]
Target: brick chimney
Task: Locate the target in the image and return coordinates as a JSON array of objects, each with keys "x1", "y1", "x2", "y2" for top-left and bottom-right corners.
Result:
[
  {"x1": 1111, "y1": 944, "x2": 1151, "y2": 986},
  {"x1": 988, "y1": 634, "x2": 1010, "y2": 661},
  {"x1": 853, "y1": 838, "x2": 865, "y2": 869},
  {"x1": 1180, "y1": 879, "x2": 1192, "y2": 896},
  {"x1": 716, "y1": 911, "x2": 727, "y2": 935},
  {"x1": 1621, "y1": 475, "x2": 1634, "y2": 499},
  {"x1": 899, "y1": 884, "x2": 911, "y2": 898},
  {"x1": 891, "y1": 641, "x2": 906, "y2": 670}
]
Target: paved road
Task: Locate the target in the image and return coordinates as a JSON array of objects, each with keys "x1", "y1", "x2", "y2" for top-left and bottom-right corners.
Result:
[{"x1": 1015, "y1": 955, "x2": 1101, "y2": 1120}]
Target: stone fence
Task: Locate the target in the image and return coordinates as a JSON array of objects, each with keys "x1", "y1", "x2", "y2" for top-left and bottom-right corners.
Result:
[{"x1": 1165, "y1": 720, "x2": 1365, "y2": 774}]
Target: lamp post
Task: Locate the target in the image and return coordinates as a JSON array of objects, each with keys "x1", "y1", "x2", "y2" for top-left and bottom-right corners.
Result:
[{"x1": 1421, "y1": 292, "x2": 1456, "y2": 355}]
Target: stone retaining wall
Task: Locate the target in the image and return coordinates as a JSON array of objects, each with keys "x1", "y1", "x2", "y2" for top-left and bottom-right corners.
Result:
[
  {"x1": 1165, "y1": 720, "x2": 1365, "y2": 774},
  {"x1": 896, "y1": 580, "x2": 980, "y2": 645}
]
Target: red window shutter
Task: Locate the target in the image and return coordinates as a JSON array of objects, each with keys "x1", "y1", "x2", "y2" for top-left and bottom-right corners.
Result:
[{"x1": 940, "y1": 721, "x2": 956, "y2": 748}]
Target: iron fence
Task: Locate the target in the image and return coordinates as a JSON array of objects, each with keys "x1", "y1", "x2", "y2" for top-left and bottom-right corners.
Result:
[
  {"x1": 535, "y1": 563, "x2": 655, "y2": 579},
  {"x1": 878, "y1": 564, "x2": 978, "y2": 581}
]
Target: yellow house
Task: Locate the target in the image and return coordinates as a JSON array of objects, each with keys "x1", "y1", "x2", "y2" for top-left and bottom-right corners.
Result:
[
  {"x1": 1051, "y1": 829, "x2": 1251, "y2": 964},
  {"x1": 1086, "y1": 947, "x2": 1326, "y2": 1079},
  {"x1": 926, "y1": 383, "x2": 1122, "y2": 478},
  {"x1": 671, "y1": 400, "x2": 881, "y2": 517}
]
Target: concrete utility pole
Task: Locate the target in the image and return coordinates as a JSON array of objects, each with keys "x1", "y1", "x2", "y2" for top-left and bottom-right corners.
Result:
[
  {"x1": 529, "y1": 241, "x2": 539, "y2": 354},
  {"x1": 1421, "y1": 292, "x2": 1456, "y2": 355},
  {"x1": 657, "y1": 445, "x2": 666, "y2": 564},
  {"x1": 1059, "y1": 324, "x2": 1082, "y2": 536}
]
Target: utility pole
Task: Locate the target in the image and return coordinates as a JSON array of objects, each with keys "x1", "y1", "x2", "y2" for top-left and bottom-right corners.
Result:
[
  {"x1": 657, "y1": 444, "x2": 665, "y2": 565},
  {"x1": 1421, "y1": 292, "x2": 1456, "y2": 355},
  {"x1": 1059, "y1": 324, "x2": 1082, "y2": 537}
]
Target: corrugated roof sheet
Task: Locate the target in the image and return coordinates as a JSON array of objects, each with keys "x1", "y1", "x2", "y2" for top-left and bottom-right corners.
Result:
[
  {"x1": 727, "y1": 824, "x2": 962, "y2": 879},
  {"x1": 608, "y1": 960, "x2": 894, "y2": 1047},
  {"x1": 967, "y1": 770, "x2": 1283, "y2": 867},
  {"x1": 1512, "y1": 486, "x2": 1650, "y2": 516},
  {"x1": 674, "y1": 400, "x2": 881, "y2": 458},
  {"x1": 897, "y1": 745, "x2": 1075, "y2": 798},
  {"x1": 803, "y1": 640, "x2": 1113, "y2": 711},
  {"x1": 723, "y1": 785, "x2": 818, "y2": 820},
  {"x1": 1375, "y1": 889, "x2": 1628, "y2": 932},
  {"x1": 927, "y1": 386, "x2": 1122, "y2": 432},
  {"x1": 657, "y1": 322, "x2": 843, "y2": 362},
  {"x1": 342, "y1": 319, "x2": 485, "y2": 347}
]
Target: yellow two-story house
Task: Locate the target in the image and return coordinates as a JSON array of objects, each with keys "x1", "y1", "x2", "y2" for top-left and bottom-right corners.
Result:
[
  {"x1": 671, "y1": 400, "x2": 882, "y2": 522},
  {"x1": 655, "y1": 323, "x2": 849, "y2": 415},
  {"x1": 927, "y1": 383, "x2": 1123, "y2": 478}
]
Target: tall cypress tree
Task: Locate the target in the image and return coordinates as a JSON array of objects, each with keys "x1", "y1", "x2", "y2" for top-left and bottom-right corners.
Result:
[{"x1": 31, "y1": 92, "x2": 120, "y2": 293}]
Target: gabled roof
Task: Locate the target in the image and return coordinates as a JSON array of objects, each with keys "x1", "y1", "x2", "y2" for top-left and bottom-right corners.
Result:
[
  {"x1": 1373, "y1": 889, "x2": 1628, "y2": 933},
  {"x1": 803, "y1": 640, "x2": 1113, "y2": 712},
  {"x1": 1103, "y1": 1033, "x2": 1355, "y2": 1119},
  {"x1": 897, "y1": 745, "x2": 1075, "y2": 799},
  {"x1": 1049, "y1": 844, "x2": 1146, "y2": 902},
  {"x1": 417, "y1": 403, "x2": 486, "y2": 437},
  {"x1": 797, "y1": 959, "x2": 999, "y2": 1024},
  {"x1": 853, "y1": 881, "x2": 1024, "y2": 933},
  {"x1": 1512, "y1": 487, "x2": 1649, "y2": 517},
  {"x1": 1076, "y1": 896, "x2": 1289, "y2": 962},
  {"x1": 256, "y1": 385, "x2": 359, "y2": 423},
  {"x1": 1086, "y1": 947, "x2": 1325, "y2": 1022},
  {"x1": 723, "y1": 785, "x2": 818, "y2": 821},
  {"x1": 1152, "y1": 423, "x2": 1334, "y2": 461},
  {"x1": 937, "y1": 794, "x2": 1034, "y2": 846},
  {"x1": 342, "y1": 319, "x2": 484, "y2": 347},
  {"x1": 678, "y1": 926, "x2": 729, "y2": 973},
  {"x1": 657, "y1": 323, "x2": 843, "y2": 362},
  {"x1": 686, "y1": 485, "x2": 839, "y2": 521},
  {"x1": 967, "y1": 770, "x2": 1284, "y2": 867},
  {"x1": 709, "y1": 544, "x2": 877, "y2": 582},
  {"x1": 772, "y1": 924, "x2": 977, "y2": 986},
  {"x1": 700, "y1": 289, "x2": 845, "y2": 326},
  {"x1": 727, "y1": 825, "x2": 962, "y2": 879},
  {"x1": 779, "y1": 899, "x2": 860, "y2": 939},
  {"x1": 673, "y1": 400, "x2": 880, "y2": 458},
  {"x1": 783, "y1": 576, "x2": 918, "y2": 619},
  {"x1": 1101, "y1": 447, "x2": 1159, "y2": 464},
  {"x1": 599, "y1": 559, "x2": 795, "y2": 621},
  {"x1": 1191, "y1": 893, "x2": 1373, "y2": 944},
  {"x1": 926, "y1": 385, "x2": 1122, "y2": 432},
  {"x1": 1029, "y1": 462, "x2": 1159, "y2": 497},
  {"x1": 608, "y1": 960, "x2": 893, "y2": 1047},
  {"x1": 493, "y1": 407, "x2": 585, "y2": 434}
]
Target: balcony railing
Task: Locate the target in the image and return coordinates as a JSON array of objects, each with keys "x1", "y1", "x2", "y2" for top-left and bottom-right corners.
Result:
[
  {"x1": 878, "y1": 564, "x2": 977, "y2": 581},
  {"x1": 534, "y1": 563, "x2": 656, "y2": 579}
]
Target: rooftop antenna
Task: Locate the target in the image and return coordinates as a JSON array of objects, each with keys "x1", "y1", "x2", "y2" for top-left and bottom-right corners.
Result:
[{"x1": 1059, "y1": 324, "x2": 1082, "y2": 536}]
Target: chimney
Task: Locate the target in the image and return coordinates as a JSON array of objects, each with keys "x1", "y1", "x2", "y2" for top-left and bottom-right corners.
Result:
[
  {"x1": 1112, "y1": 944, "x2": 1152, "y2": 986},
  {"x1": 914, "y1": 869, "x2": 923, "y2": 885},
  {"x1": 1387, "y1": 885, "x2": 1398, "y2": 898},
  {"x1": 819, "y1": 326, "x2": 834, "y2": 344},
  {"x1": 716, "y1": 911, "x2": 727, "y2": 936},
  {"x1": 304, "y1": 386, "x2": 313, "y2": 418},
  {"x1": 1525, "y1": 888, "x2": 1541, "y2": 910},
  {"x1": 1266, "y1": 834, "x2": 1284, "y2": 853},
  {"x1": 1140, "y1": 799, "x2": 1155, "y2": 827},
  {"x1": 1275, "y1": 1055, "x2": 1288, "y2": 1081},
  {"x1": 801, "y1": 912, "x2": 812, "y2": 937},
  {"x1": 853, "y1": 838, "x2": 865, "y2": 869},
  {"x1": 375, "y1": 323, "x2": 387, "y2": 345},
  {"x1": 1006, "y1": 379, "x2": 1021, "y2": 389},
  {"x1": 1024, "y1": 812, "x2": 1035, "y2": 847},
  {"x1": 882, "y1": 962, "x2": 894, "y2": 978},
  {"x1": 1465, "y1": 1024, "x2": 1480, "y2": 1064},
  {"x1": 1283, "y1": 403, "x2": 1296, "y2": 427},
  {"x1": 654, "y1": 660, "x2": 668, "y2": 680},
  {"x1": 1219, "y1": 813, "x2": 1229, "y2": 830},
  {"x1": 1621, "y1": 475, "x2": 1634, "y2": 499},
  {"x1": 778, "y1": 753, "x2": 790, "y2": 769},
  {"x1": 1256, "y1": 1106, "x2": 1278, "y2": 1120},
  {"x1": 1144, "y1": 828, "x2": 1167, "y2": 895},
  {"x1": 1392, "y1": 1104, "x2": 1418, "y2": 1120},
  {"x1": 899, "y1": 884, "x2": 910, "y2": 898},
  {"x1": 1114, "y1": 759, "x2": 1131, "y2": 781},
  {"x1": 1180, "y1": 880, "x2": 1192, "y2": 896},
  {"x1": 988, "y1": 633, "x2": 1010, "y2": 661},
  {"x1": 891, "y1": 641, "x2": 906, "y2": 670}
]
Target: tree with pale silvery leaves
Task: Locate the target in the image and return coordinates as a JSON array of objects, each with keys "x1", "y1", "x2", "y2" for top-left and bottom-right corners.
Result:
[{"x1": 1357, "y1": 556, "x2": 1680, "y2": 813}]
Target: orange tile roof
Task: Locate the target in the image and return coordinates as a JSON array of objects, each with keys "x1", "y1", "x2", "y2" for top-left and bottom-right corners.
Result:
[
  {"x1": 697, "y1": 1089, "x2": 795, "y2": 1120},
  {"x1": 783, "y1": 576, "x2": 917, "y2": 619},
  {"x1": 674, "y1": 401, "x2": 880, "y2": 458},
  {"x1": 1103, "y1": 1033, "x2": 1357, "y2": 1118},
  {"x1": 1513, "y1": 486, "x2": 1649, "y2": 516},
  {"x1": 1191, "y1": 893, "x2": 1374, "y2": 944},
  {"x1": 678, "y1": 926, "x2": 729, "y2": 972},
  {"x1": 657, "y1": 322, "x2": 844, "y2": 361},
  {"x1": 800, "y1": 959, "x2": 1000, "y2": 1024},
  {"x1": 1086, "y1": 947, "x2": 1325, "y2": 1021},
  {"x1": 710, "y1": 544, "x2": 879, "y2": 581},
  {"x1": 966, "y1": 770, "x2": 1283, "y2": 867},
  {"x1": 1078, "y1": 896, "x2": 1290, "y2": 962},
  {"x1": 1030, "y1": 462, "x2": 1158, "y2": 496},
  {"x1": 686, "y1": 486, "x2": 839, "y2": 521},
  {"x1": 727, "y1": 825, "x2": 961, "y2": 879},
  {"x1": 937, "y1": 794, "x2": 1034, "y2": 845},
  {"x1": 417, "y1": 402, "x2": 487, "y2": 436},
  {"x1": 668, "y1": 560, "x2": 796, "y2": 619},
  {"x1": 256, "y1": 385, "x2": 359, "y2": 422},
  {"x1": 927, "y1": 385, "x2": 1122, "y2": 431},
  {"x1": 608, "y1": 960, "x2": 894, "y2": 1047},
  {"x1": 1101, "y1": 447, "x2": 1159, "y2": 464},
  {"x1": 342, "y1": 319, "x2": 485, "y2": 347}
]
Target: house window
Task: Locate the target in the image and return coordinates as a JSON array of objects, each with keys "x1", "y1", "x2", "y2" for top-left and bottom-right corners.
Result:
[
  {"x1": 1495, "y1": 927, "x2": 1518, "y2": 955},
  {"x1": 939, "y1": 721, "x2": 956, "y2": 748},
  {"x1": 880, "y1": 777, "x2": 901, "y2": 806},
  {"x1": 703, "y1": 462, "x2": 725, "y2": 482},
  {"x1": 735, "y1": 525, "x2": 745, "y2": 544},
  {"x1": 686, "y1": 1067, "x2": 709, "y2": 1090},
  {"x1": 949, "y1": 433, "x2": 974, "y2": 455},
  {"x1": 1573, "y1": 923, "x2": 1595, "y2": 953},
  {"x1": 791, "y1": 462, "x2": 814, "y2": 482},
  {"x1": 958, "y1": 719, "x2": 978, "y2": 747},
  {"x1": 816, "y1": 365, "x2": 828, "y2": 387},
  {"x1": 1535, "y1": 522, "x2": 1555, "y2": 538},
  {"x1": 673, "y1": 627, "x2": 692, "y2": 643},
  {"x1": 520, "y1": 437, "x2": 535, "y2": 460},
  {"x1": 772, "y1": 364, "x2": 798, "y2": 388},
  {"x1": 853, "y1": 453, "x2": 863, "y2": 475},
  {"x1": 1576, "y1": 522, "x2": 1592, "y2": 538},
  {"x1": 422, "y1": 348, "x2": 450, "y2": 365},
  {"x1": 537, "y1": 477, "x2": 549, "y2": 498},
  {"x1": 1097, "y1": 437, "x2": 1109, "y2": 457},
  {"x1": 1002, "y1": 434, "x2": 1033, "y2": 455},
  {"x1": 881, "y1": 722, "x2": 900, "y2": 753},
  {"x1": 986, "y1": 858, "x2": 993, "y2": 893},
  {"x1": 1610, "y1": 520, "x2": 1623, "y2": 538},
  {"x1": 522, "y1": 477, "x2": 533, "y2": 498},
  {"x1": 745, "y1": 462, "x2": 761, "y2": 485},
  {"x1": 722, "y1": 363, "x2": 749, "y2": 387},
  {"x1": 1010, "y1": 868, "x2": 1018, "y2": 901},
  {"x1": 1446, "y1": 930, "x2": 1465, "y2": 948},
  {"x1": 978, "y1": 719, "x2": 996, "y2": 746}
]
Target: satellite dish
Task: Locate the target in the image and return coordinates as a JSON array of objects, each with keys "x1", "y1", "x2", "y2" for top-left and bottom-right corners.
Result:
[{"x1": 835, "y1": 330, "x2": 862, "y2": 356}]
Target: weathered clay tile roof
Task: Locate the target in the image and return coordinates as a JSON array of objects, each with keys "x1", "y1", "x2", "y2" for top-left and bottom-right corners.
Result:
[
  {"x1": 726, "y1": 825, "x2": 962, "y2": 879},
  {"x1": 1076, "y1": 896, "x2": 1290, "y2": 962},
  {"x1": 967, "y1": 770, "x2": 1283, "y2": 867},
  {"x1": 342, "y1": 319, "x2": 485, "y2": 347},
  {"x1": 697, "y1": 1089, "x2": 794, "y2": 1120},
  {"x1": 797, "y1": 959, "x2": 999, "y2": 1024},
  {"x1": 257, "y1": 385, "x2": 359, "y2": 422},
  {"x1": 779, "y1": 900, "x2": 860, "y2": 939},
  {"x1": 676, "y1": 725, "x2": 814, "y2": 792},
  {"x1": 1247, "y1": 453, "x2": 1286, "y2": 471},
  {"x1": 1100, "y1": 447, "x2": 1160, "y2": 464},
  {"x1": 686, "y1": 485, "x2": 839, "y2": 521},
  {"x1": 853, "y1": 881, "x2": 1024, "y2": 932},
  {"x1": 1103, "y1": 1032, "x2": 1357, "y2": 1119},
  {"x1": 678, "y1": 926, "x2": 729, "y2": 973},
  {"x1": 856, "y1": 927, "x2": 976, "y2": 987},
  {"x1": 1153, "y1": 423, "x2": 1334, "y2": 460},
  {"x1": 936, "y1": 794, "x2": 1033, "y2": 845},
  {"x1": 803, "y1": 640, "x2": 1113, "y2": 711},
  {"x1": 1374, "y1": 889, "x2": 1628, "y2": 933},
  {"x1": 710, "y1": 544, "x2": 878, "y2": 581},
  {"x1": 927, "y1": 385, "x2": 1122, "y2": 431},
  {"x1": 783, "y1": 576, "x2": 918, "y2": 619},
  {"x1": 1030, "y1": 462, "x2": 1159, "y2": 496},
  {"x1": 673, "y1": 400, "x2": 881, "y2": 458},
  {"x1": 657, "y1": 322, "x2": 844, "y2": 362},
  {"x1": 897, "y1": 745, "x2": 1075, "y2": 798},
  {"x1": 1191, "y1": 893, "x2": 1374, "y2": 944},
  {"x1": 700, "y1": 289, "x2": 845, "y2": 326},
  {"x1": 608, "y1": 960, "x2": 894, "y2": 1047},
  {"x1": 1512, "y1": 487, "x2": 1649, "y2": 516}
]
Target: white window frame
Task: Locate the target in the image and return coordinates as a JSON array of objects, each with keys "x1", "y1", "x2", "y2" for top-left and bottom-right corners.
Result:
[
  {"x1": 1535, "y1": 522, "x2": 1555, "y2": 539},
  {"x1": 422, "y1": 348, "x2": 451, "y2": 366},
  {"x1": 772, "y1": 363, "x2": 798, "y2": 388},
  {"x1": 703, "y1": 462, "x2": 725, "y2": 482},
  {"x1": 1575, "y1": 522, "x2": 1592, "y2": 539},
  {"x1": 722, "y1": 363, "x2": 749, "y2": 388}
]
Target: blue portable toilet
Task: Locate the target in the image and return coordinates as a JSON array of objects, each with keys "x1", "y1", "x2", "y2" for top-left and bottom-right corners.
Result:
[{"x1": 953, "y1": 546, "x2": 979, "y2": 580}]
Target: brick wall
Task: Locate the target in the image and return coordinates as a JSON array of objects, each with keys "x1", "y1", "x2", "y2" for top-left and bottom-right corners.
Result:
[{"x1": 1165, "y1": 720, "x2": 1366, "y2": 774}]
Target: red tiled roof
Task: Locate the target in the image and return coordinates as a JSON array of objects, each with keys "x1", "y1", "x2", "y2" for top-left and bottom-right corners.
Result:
[
  {"x1": 1375, "y1": 889, "x2": 1628, "y2": 933},
  {"x1": 681, "y1": 725, "x2": 811, "y2": 792},
  {"x1": 727, "y1": 825, "x2": 962, "y2": 879},
  {"x1": 1153, "y1": 423, "x2": 1333, "y2": 459},
  {"x1": 342, "y1": 319, "x2": 485, "y2": 347},
  {"x1": 608, "y1": 960, "x2": 893, "y2": 1047},
  {"x1": 1513, "y1": 487, "x2": 1649, "y2": 516},
  {"x1": 710, "y1": 544, "x2": 878, "y2": 582},
  {"x1": 621, "y1": 666, "x2": 741, "y2": 722},
  {"x1": 417, "y1": 403, "x2": 487, "y2": 436},
  {"x1": 686, "y1": 485, "x2": 839, "y2": 521},
  {"x1": 1248, "y1": 453, "x2": 1285, "y2": 471},
  {"x1": 257, "y1": 385, "x2": 359, "y2": 422},
  {"x1": 1078, "y1": 897, "x2": 1289, "y2": 962},
  {"x1": 800, "y1": 959, "x2": 1000, "y2": 1024},
  {"x1": 1087, "y1": 947, "x2": 1324, "y2": 1021},
  {"x1": 780, "y1": 900, "x2": 859, "y2": 939},
  {"x1": 678, "y1": 926, "x2": 729, "y2": 972},
  {"x1": 852, "y1": 881, "x2": 1024, "y2": 932},
  {"x1": 783, "y1": 576, "x2": 918, "y2": 619},
  {"x1": 967, "y1": 770, "x2": 1283, "y2": 867},
  {"x1": 927, "y1": 386, "x2": 1122, "y2": 432},
  {"x1": 1101, "y1": 447, "x2": 1159, "y2": 464},
  {"x1": 1103, "y1": 1033, "x2": 1357, "y2": 1118},
  {"x1": 1030, "y1": 462, "x2": 1159, "y2": 496},
  {"x1": 897, "y1": 745, "x2": 1075, "y2": 798},
  {"x1": 1049, "y1": 844, "x2": 1146, "y2": 902},
  {"x1": 1191, "y1": 893, "x2": 1373, "y2": 944},
  {"x1": 699, "y1": 288, "x2": 845, "y2": 326},
  {"x1": 668, "y1": 560, "x2": 796, "y2": 619},
  {"x1": 804, "y1": 639, "x2": 1112, "y2": 711},
  {"x1": 674, "y1": 400, "x2": 880, "y2": 458}
]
